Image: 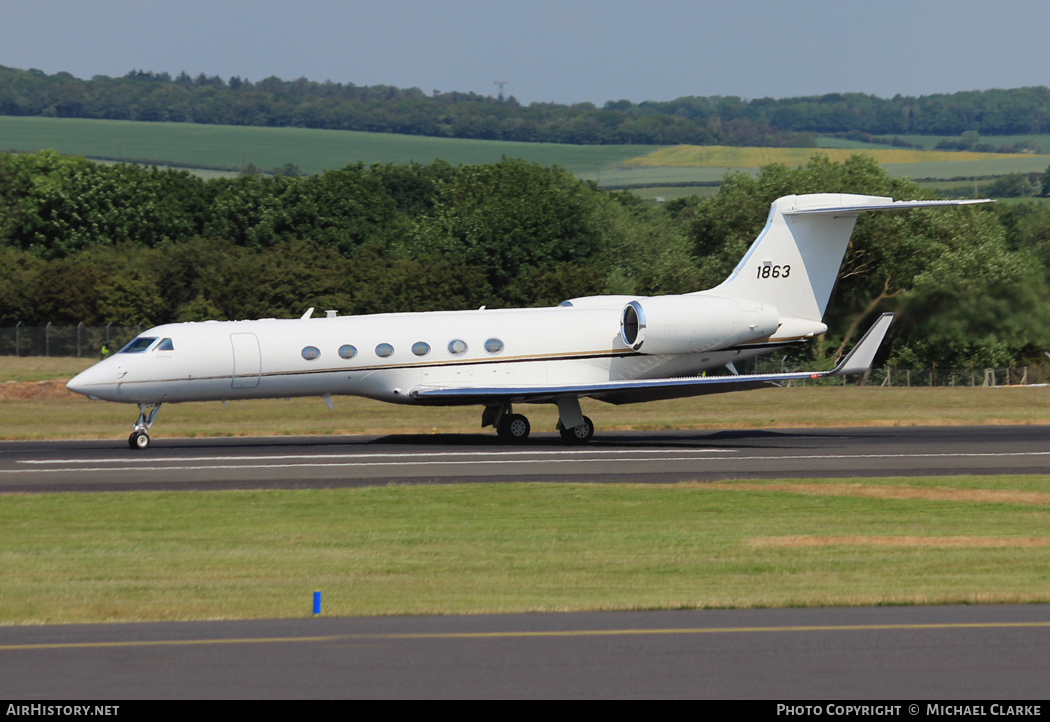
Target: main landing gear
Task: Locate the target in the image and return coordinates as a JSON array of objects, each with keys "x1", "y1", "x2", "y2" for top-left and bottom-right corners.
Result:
[
  {"x1": 483, "y1": 399, "x2": 594, "y2": 444},
  {"x1": 497, "y1": 412, "x2": 531, "y2": 442},
  {"x1": 557, "y1": 415, "x2": 594, "y2": 443},
  {"x1": 128, "y1": 402, "x2": 162, "y2": 450}
]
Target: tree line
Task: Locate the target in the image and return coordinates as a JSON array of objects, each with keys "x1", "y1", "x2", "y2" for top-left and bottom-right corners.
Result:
[
  {"x1": 0, "y1": 66, "x2": 811, "y2": 148},
  {"x1": 643, "y1": 88, "x2": 1050, "y2": 137},
  {"x1": 2, "y1": 149, "x2": 1050, "y2": 369},
  {"x1": 5, "y1": 66, "x2": 1050, "y2": 147}
]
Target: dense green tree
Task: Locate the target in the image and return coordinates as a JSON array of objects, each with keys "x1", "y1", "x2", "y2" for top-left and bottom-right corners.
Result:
[
  {"x1": 589, "y1": 191, "x2": 699, "y2": 297},
  {"x1": 0, "y1": 151, "x2": 208, "y2": 258},
  {"x1": 984, "y1": 173, "x2": 1033, "y2": 198},
  {"x1": 152, "y1": 237, "x2": 243, "y2": 321},
  {"x1": 995, "y1": 201, "x2": 1050, "y2": 274},
  {"x1": 891, "y1": 210, "x2": 1050, "y2": 367},
  {"x1": 0, "y1": 248, "x2": 44, "y2": 324},
  {"x1": 412, "y1": 159, "x2": 606, "y2": 292},
  {"x1": 201, "y1": 167, "x2": 404, "y2": 253},
  {"x1": 30, "y1": 258, "x2": 104, "y2": 323},
  {"x1": 342, "y1": 246, "x2": 493, "y2": 315}
]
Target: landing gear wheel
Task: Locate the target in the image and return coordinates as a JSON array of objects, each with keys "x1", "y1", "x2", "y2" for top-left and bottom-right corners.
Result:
[
  {"x1": 559, "y1": 416, "x2": 594, "y2": 444},
  {"x1": 497, "y1": 413, "x2": 531, "y2": 442},
  {"x1": 128, "y1": 431, "x2": 151, "y2": 450},
  {"x1": 127, "y1": 402, "x2": 161, "y2": 451}
]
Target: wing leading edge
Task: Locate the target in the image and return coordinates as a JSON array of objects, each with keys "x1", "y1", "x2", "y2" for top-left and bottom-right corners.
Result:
[{"x1": 409, "y1": 314, "x2": 893, "y2": 406}]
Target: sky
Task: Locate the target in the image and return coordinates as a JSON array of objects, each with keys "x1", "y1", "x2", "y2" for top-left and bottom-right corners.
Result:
[{"x1": 2, "y1": 0, "x2": 1048, "y2": 106}]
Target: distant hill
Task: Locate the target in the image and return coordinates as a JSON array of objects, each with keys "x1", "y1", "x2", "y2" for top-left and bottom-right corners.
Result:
[
  {"x1": 4, "y1": 66, "x2": 1050, "y2": 149},
  {"x1": 0, "y1": 65, "x2": 811, "y2": 148}
]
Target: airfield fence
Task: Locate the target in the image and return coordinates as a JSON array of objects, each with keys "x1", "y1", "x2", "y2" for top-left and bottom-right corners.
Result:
[
  {"x1": 0, "y1": 325, "x2": 1046, "y2": 388},
  {"x1": 0, "y1": 324, "x2": 143, "y2": 358},
  {"x1": 751, "y1": 356, "x2": 1050, "y2": 388}
]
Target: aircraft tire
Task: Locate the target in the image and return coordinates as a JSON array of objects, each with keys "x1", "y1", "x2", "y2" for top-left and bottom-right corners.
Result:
[
  {"x1": 559, "y1": 416, "x2": 594, "y2": 444},
  {"x1": 129, "y1": 431, "x2": 151, "y2": 450},
  {"x1": 498, "y1": 414, "x2": 531, "y2": 442}
]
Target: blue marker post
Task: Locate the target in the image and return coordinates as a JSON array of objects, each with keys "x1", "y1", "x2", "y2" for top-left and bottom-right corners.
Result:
[{"x1": 313, "y1": 590, "x2": 322, "y2": 616}]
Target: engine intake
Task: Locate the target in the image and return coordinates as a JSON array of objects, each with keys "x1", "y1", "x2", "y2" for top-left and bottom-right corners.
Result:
[{"x1": 620, "y1": 295, "x2": 779, "y2": 355}]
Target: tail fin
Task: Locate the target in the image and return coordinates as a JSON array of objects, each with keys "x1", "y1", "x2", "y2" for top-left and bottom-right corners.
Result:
[{"x1": 700, "y1": 194, "x2": 990, "y2": 329}]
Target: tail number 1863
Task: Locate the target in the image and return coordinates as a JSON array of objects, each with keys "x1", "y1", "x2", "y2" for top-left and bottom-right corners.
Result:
[{"x1": 757, "y1": 264, "x2": 790, "y2": 279}]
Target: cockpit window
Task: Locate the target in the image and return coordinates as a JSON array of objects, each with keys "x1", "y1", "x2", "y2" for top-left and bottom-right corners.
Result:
[
  {"x1": 155, "y1": 338, "x2": 174, "y2": 351},
  {"x1": 119, "y1": 337, "x2": 157, "y2": 353}
]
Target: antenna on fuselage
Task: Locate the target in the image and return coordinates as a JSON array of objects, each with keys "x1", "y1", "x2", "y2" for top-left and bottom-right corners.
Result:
[{"x1": 300, "y1": 307, "x2": 314, "y2": 320}]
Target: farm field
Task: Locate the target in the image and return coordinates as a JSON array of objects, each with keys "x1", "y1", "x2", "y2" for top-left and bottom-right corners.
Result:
[
  {"x1": 622, "y1": 145, "x2": 1033, "y2": 168},
  {"x1": 596, "y1": 145, "x2": 1050, "y2": 193},
  {"x1": 882, "y1": 133, "x2": 1050, "y2": 151},
  {"x1": 0, "y1": 115, "x2": 658, "y2": 176},
  {"x1": 818, "y1": 133, "x2": 1050, "y2": 152},
  {"x1": 5, "y1": 116, "x2": 1050, "y2": 196}
]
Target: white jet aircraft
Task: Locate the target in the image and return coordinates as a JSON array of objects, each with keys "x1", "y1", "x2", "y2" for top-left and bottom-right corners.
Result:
[{"x1": 66, "y1": 193, "x2": 989, "y2": 449}]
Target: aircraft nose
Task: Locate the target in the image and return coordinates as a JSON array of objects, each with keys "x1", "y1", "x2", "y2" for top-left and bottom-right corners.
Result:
[
  {"x1": 66, "y1": 369, "x2": 93, "y2": 398},
  {"x1": 67, "y1": 364, "x2": 113, "y2": 400}
]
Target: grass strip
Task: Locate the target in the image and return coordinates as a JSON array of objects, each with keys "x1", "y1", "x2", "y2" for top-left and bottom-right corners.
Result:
[
  {"x1": 2, "y1": 476, "x2": 1050, "y2": 624},
  {"x1": 3, "y1": 385, "x2": 1050, "y2": 441}
]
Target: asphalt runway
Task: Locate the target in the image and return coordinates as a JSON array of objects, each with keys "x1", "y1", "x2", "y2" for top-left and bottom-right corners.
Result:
[
  {"x1": 4, "y1": 425, "x2": 1050, "y2": 698},
  {"x1": 4, "y1": 605, "x2": 1050, "y2": 699},
  {"x1": 2, "y1": 424, "x2": 1050, "y2": 492}
]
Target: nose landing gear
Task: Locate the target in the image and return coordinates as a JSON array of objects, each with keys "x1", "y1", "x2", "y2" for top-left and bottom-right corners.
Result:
[{"x1": 128, "y1": 402, "x2": 162, "y2": 450}]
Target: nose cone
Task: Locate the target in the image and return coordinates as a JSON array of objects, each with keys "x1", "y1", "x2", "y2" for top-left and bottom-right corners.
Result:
[
  {"x1": 67, "y1": 362, "x2": 116, "y2": 400},
  {"x1": 66, "y1": 369, "x2": 96, "y2": 399}
]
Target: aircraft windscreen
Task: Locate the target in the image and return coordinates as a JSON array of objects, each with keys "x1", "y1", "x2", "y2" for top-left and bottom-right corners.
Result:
[{"x1": 119, "y1": 337, "x2": 157, "y2": 353}]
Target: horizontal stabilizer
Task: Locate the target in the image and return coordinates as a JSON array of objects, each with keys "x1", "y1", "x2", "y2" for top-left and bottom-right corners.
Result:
[{"x1": 785, "y1": 198, "x2": 992, "y2": 216}]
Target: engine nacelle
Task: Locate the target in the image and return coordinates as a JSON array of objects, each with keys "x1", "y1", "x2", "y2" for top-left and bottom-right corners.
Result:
[{"x1": 620, "y1": 294, "x2": 780, "y2": 355}]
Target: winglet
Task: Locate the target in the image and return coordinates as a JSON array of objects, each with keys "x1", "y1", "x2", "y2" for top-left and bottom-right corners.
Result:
[{"x1": 830, "y1": 313, "x2": 894, "y2": 376}]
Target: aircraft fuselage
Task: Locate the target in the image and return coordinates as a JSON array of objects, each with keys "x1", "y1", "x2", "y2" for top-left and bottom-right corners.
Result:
[{"x1": 68, "y1": 305, "x2": 774, "y2": 406}]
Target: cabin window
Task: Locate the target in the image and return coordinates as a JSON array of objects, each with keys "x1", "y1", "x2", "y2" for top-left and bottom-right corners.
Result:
[
  {"x1": 484, "y1": 338, "x2": 504, "y2": 354},
  {"x1": 448, "y1": 339, "x2": 467, "y2": 355},
  {"x1": 338, "y1": 344, "x2": 357, "y2": 360},
  {"x1": 119, "y1": 337, "x2": 157, "y2": 353},
  {"x1": 375, "y1": 343, "x2": 394, "y2": 358},
  {"x1": 301, "y1": 346, "x2": 320, "y2": 361},
  {"x1": 155, "y1": 338, "x2": 174, "y2": 351},
  {"x1": 411, "y1": 341, "x2": 430, "y2": 357}
]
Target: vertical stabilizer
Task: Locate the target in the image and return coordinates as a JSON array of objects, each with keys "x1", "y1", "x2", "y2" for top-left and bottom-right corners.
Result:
[{"x1": 700, "y1": 194, "x2": 990, "y2": 324}]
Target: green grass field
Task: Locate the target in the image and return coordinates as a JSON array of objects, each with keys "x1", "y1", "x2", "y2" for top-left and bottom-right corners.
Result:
[
  {"x1": 3, "y1": 477, "x2": 1050, "y2": 623},
  {"x1": 0, "y1": 115, "x2": 659, "y2": 175}
]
